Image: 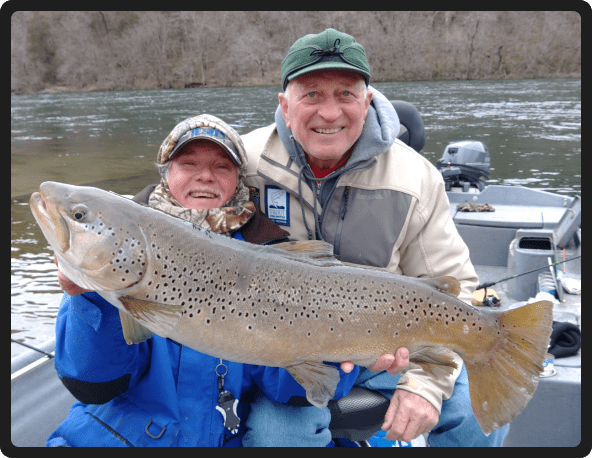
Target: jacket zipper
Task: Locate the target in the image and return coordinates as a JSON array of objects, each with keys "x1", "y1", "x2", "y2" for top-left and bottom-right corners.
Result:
[{"x1": 333, "y1": 186, "x2": 350, "y2": 257}]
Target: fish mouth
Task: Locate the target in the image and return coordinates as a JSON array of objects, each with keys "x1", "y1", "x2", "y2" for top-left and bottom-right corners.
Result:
[{"x1": 30, "y1": 190, "x2": 70, "y2": 252}]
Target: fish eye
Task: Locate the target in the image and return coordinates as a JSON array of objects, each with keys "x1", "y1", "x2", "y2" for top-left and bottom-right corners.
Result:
[{"x1": 71, "y1": 205, "x2": 88, "y2": 221}]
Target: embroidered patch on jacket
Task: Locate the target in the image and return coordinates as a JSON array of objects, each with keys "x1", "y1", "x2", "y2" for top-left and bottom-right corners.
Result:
[{"x1": 265, "y1": 185, "x2": 290, "y2": 226}]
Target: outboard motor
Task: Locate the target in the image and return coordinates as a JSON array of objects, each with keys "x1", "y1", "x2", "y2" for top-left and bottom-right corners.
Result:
[{"x1": 437, "y1": 141, "x2": 490, "y2": 192}]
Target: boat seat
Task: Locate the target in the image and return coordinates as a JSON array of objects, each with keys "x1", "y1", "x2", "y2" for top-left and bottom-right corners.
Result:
[{"x1": 391, "y1": 100, "x2": 425, "y2": 152}]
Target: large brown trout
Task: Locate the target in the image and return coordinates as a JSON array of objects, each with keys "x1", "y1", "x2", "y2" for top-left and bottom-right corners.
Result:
[{"x1": 30, "y1": 181, "x2": 553, "y2": 434}]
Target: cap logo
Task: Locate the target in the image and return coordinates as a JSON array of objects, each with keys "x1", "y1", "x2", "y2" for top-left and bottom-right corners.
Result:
[
  {"x1": 191, "y1": 127, "x2": 226, "y2": 141},
  {"x1": 310, "y1": 39, "x2": 343, "y2": 58}
]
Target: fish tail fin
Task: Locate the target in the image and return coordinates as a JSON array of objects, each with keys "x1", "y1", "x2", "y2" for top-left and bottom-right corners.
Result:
[{"x1": 465, "y1": 300, "x2": 554, "y2": 434}]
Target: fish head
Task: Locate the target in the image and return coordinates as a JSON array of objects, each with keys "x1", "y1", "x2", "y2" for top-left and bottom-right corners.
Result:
[{"x1": 30, "y1": 181, "x2": 148, "y2": 291}]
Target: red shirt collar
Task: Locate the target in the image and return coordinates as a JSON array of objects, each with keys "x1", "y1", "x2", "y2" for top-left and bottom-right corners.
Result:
[{"x1": 308, "y1": 156, "x2": 349, "y2": 180}]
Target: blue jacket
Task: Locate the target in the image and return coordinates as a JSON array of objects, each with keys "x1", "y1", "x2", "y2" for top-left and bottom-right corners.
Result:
[{"x1": 47, "y1": 220, "x2": 359, "y2": 447}]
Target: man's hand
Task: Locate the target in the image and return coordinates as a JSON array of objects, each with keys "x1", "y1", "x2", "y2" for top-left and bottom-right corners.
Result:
[
  {"x1": 54, "y1": 256, "x2": 91, "y2": 295},
  {"x1": 382, "y1": 389, "x2": 439, "y2": 442},
  {"x1": 340, "y1": 347, "x2": 409, "y2": 375}
]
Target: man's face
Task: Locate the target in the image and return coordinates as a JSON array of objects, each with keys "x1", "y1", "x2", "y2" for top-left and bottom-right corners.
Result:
[
  {"x1": 167, "y1": 140, "x2": 238, "y2": 210},
  {"x1": 279, "y1": 70, "x2": 372, "y2": 170}
]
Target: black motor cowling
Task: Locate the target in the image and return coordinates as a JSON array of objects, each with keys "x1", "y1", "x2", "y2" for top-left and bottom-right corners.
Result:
[{"x1": 437, "y1": 141, "x2": 491, "y2": 191}]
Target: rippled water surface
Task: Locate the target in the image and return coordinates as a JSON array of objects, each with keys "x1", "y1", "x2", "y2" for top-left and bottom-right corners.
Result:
[{"x1": 11, "y1": 78, "x2": 581, "y2": 357}]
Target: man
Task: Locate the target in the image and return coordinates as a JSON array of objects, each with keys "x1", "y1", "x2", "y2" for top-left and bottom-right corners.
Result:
[{"x1": 242, "y1": 28, "x2": 509, "y2": 446}]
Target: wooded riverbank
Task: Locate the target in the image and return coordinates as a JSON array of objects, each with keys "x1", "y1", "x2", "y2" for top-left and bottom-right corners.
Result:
[{"x1": 11, "y1": 11, "x2": 581, "y2": 94}]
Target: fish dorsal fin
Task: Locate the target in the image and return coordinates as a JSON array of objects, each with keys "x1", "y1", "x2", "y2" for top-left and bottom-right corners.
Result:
[
  {"x1": 118, "y1": 296, "x2": 182, "y2": 341},
  {"x1": 272, "y1": 241, "x2": 342, "y2": 267},
  {"x1": 417, "y1": 276, "x2": 461, "y2": 296},
  {"x1": 342, "y1": 261, "x2": 386, "y2": 271}
]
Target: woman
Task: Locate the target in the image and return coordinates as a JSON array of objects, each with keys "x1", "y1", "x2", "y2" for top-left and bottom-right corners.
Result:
[{"x1": 48, "y1": 115, "x2": 359, "y2": 447}]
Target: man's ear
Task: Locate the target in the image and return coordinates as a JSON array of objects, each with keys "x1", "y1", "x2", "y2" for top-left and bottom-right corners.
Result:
[
  {"x1": 364, "y1": 88, "x2": 373, "y2": 117},
  {"x1": 278, "y1": 92, "x2": 291, "y2": 129}
]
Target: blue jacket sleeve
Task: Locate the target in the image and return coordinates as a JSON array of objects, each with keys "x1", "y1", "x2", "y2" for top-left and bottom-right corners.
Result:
[
  {"x1": 250, "y1": 363, "x2": 360, "y2": 405},
  {"x1": 55, "y1": 292, "x2": 151, "y2": 404}
]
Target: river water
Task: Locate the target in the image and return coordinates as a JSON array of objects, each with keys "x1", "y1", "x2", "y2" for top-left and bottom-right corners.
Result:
[{"x1": 11, "y1": 78, "x2": 581, "y2": 358}]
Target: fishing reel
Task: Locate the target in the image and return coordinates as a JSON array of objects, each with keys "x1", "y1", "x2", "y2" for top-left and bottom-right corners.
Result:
[
  {"x1": 481, "y1": 295, "x2": 501, "y2": 307},
  {"x1": 472, "y1": 288, "x2": 501, "y2": 307}
]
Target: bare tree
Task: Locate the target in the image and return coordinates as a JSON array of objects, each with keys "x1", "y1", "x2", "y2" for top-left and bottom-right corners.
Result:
[{"x1": 10, "y1": 11, "x2": 581, "y2": 94}]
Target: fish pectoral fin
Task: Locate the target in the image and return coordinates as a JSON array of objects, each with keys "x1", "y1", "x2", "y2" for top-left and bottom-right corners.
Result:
[
  {"x1": 272, "y1": 241, "x2": 342, "y2": 267},
  {"x1": 118, "y1": 295, "x2": 182, "y2": 339},
  {"x1": 119, "y1": 309, "x2": 154, "y2": 344},
  {"x1": 285, "y1": 361, "x2": 341, "y2": 408},
  {"x1": 408, "y1": 346, "x2": 459, "y2": 380}
]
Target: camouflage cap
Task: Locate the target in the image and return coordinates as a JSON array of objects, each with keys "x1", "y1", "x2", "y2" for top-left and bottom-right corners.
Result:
[{"x1": 157, "y1": 114, "x2": 247, "y2": 175}]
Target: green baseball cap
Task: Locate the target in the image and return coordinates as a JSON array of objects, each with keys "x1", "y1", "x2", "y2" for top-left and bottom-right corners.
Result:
[{"x1": 281, "y1": 28, "x2": 371, "y2": 90}]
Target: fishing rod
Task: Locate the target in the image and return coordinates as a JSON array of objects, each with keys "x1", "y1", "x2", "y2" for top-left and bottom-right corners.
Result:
[
  {"x1": 477, "y1": 255, "x2": 581, "y2": 290},
  {"x1": 11, "y1": 338, "x2": 54, "y2": 359}
]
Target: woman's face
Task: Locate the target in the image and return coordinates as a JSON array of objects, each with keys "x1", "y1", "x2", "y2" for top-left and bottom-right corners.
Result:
[{"x1": 167, "y1": 140, "x2": 238, "y2": 210}]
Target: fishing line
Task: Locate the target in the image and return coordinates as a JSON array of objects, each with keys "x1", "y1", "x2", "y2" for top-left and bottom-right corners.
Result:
[
  {"x1": 476, "y1": 256, "x2": 581, "y2": 290},
  {"x1": 11, "y1": 338, "x2": 54, "y2": 358}
]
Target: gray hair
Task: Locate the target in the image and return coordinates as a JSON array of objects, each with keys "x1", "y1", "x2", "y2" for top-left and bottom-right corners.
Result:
[{"x1": 155, "y1": 161, "x2": 171, "y2": 181}]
